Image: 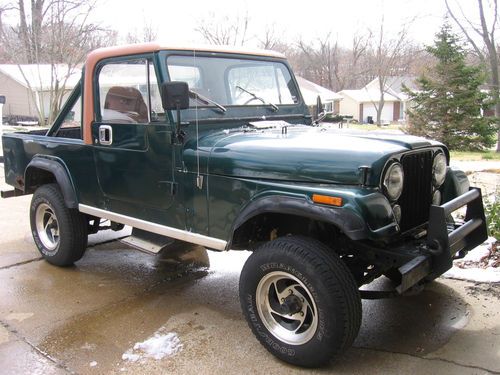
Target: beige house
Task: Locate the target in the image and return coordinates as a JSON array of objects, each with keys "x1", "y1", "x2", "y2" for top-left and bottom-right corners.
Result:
[
  {"x1": 0, "y1": 64, "x2": 81, "y2": 121},
  {"x1": 296, "y1": 76, "x2": 343, "y2": 114},
  {"x1": 339, "y1": 76, "x2": 416, "y2": 123}
]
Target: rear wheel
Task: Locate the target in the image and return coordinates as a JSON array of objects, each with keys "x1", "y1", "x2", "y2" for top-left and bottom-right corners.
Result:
[
  {"x1": 239, "y1": 236, "x2": 361, "y2": 367},
  {"x1": 30, "y1": 184, "x2": 88, "y2": 266}
]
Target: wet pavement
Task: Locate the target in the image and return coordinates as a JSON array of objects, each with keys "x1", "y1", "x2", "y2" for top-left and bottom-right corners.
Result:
[{"x1": 1, "y1": 164, "x2": 500, "y2": 374}]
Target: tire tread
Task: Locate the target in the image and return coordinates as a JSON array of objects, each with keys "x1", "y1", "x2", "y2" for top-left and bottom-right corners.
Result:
[
  {"x1": 30, "y1": 183, "x2": 87, "y2": 266},
  {"x1": 240, "y1": 235, "x2": 361, "y2": 367}
]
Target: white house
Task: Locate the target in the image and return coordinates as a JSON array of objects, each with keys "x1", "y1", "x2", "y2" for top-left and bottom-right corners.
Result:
[
  {"x1": 0, "y1": 64, "x2": 81, "y2": 120},
  {"x1": 339, "y1": 76, "x2": 416, "y2": 123},
  {"x1": 296, "y1": 76, "x2": 343, "y2": 114}
]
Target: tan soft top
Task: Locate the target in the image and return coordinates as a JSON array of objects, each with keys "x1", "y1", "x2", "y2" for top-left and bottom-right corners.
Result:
[
  {"x1": 86, "y1": 42, "x2": 286, "y2": 62},
  {"x1": 82, "y1": 43, "x2": 286, "y2": 144}
]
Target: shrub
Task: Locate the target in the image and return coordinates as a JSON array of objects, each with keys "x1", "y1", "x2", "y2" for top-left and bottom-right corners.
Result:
[{"x1": 485, "y1": 195, "x2": 500, "y2": 240}]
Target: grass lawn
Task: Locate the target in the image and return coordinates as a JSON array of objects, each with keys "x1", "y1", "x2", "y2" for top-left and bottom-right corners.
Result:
[{"x1": 450, "y1": 150, "x2": 500, "y2": 161}]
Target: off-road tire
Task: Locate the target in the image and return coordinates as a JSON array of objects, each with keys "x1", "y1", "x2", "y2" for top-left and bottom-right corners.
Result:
[
  {"x1": 239, "y1": 236, "x2": 361, "y2": 367},
  {"x1": 30, "y1": 184, "x2": 88, "y2": 266}
]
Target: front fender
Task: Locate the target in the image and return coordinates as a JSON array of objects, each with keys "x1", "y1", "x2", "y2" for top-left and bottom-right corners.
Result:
[
  {"x1": 229, "y1": 194, "x2": 368, "y2": 248},
  {"x1": 442, "y1": 167, "x2": 470, "y2": 204}
]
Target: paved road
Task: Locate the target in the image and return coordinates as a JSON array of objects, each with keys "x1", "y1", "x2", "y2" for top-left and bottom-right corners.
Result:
[{"x1": 0, "y1": 163, "x2": 499, "y2": 374}]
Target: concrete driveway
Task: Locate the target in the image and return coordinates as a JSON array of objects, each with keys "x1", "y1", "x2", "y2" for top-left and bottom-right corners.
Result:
[{"x1": 0, "y1": 166, "x2": 499, "y2": 375}]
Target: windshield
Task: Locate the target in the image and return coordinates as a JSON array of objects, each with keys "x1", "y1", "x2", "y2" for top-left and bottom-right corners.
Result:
[{"x1": 166, "y1": 55, "x2": 300, "y2": 108}]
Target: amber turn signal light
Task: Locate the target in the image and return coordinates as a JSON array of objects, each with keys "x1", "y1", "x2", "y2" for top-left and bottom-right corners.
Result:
[{"x1": 312, "y1": 194, "x2": 343, "y2": 207}]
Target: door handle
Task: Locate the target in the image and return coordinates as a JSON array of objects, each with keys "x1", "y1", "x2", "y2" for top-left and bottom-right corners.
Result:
[{"x1": 99, "y1": 125, "x2": 113, "y2": 145}]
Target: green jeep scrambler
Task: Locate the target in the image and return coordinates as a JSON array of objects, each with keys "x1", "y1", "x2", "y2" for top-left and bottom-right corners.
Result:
[{"x1": 1, "y1": 43, "x2": 488, "y2": 367}]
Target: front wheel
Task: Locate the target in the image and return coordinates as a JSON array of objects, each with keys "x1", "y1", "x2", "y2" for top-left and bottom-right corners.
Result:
[
  {"x1": 239, "y1": 236, "x2": 361, "y2": 367},
  {"x1": 30, "y1": 184, "x2": 88, "y2": 266}
]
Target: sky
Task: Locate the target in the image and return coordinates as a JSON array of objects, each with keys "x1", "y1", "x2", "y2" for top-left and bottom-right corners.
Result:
[
  {"x1": 0, "y1": 0, "x2": 490, "y2": 48},
  {"x1": 88, "y1": 0, "x2": 484, "y2": 47}
]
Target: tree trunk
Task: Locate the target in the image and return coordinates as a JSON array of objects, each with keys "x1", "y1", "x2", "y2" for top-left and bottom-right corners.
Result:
[
  {"x1": 18, "y1": 0, "x2": 32, "y2": 63},
  {"x1": 477, "y1": 0, "x2": 500, "y2": 151},
  {"x1": 497, "y1": 100, "x2": 500, "y2": 152},
  {"x1": 30, "y1": 0, "x2": 44, "y2": 63},
  {"x1": 377, "y1": 77, "x2": 384, "y2": 126},
  {"x1": 489, "y1": 58, "x2": 500, "y2": 152}
]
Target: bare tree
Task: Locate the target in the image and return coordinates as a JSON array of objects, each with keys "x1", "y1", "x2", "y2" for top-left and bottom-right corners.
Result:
[
  {"x1": 297, "y1": 34, "x2": 337, "y2": 89},
  {"x1": 368, "y1": 16, "x2": 414, "y2": 125},
  {"x1": 125, "y1": 20, "x2": 158, "y2": 44},
  {"x1": 292, "y1": 30, "x2": 376, "y2": 92},
  {"x1": 1, "y1": 0, "x2": 116, "y2": 125},
  {"x1": 445, "y1": 0, "x2": 500, "y2": 152},
  {"x1": 0, "y1": 3, "x2": 15, "y2": 62},
  {"x1": 334, "y1": 32, "x2": 373, "y2": 90},
  {"x1": 256, "y1": 24, "x2": 292, "y2": 53},
  {"x1": 196, "y1": 11, "x2": 250, "y2": 46}
]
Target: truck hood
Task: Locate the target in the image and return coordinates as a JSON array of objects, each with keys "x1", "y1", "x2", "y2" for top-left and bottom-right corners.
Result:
[{"x1": 189, "y1": 125, "x2": 442, "y2": 186}]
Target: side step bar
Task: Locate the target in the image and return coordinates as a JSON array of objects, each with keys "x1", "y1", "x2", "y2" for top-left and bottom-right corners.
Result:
[{"x1": 120, "y1": 228, "x2": 175, "y2": 254}]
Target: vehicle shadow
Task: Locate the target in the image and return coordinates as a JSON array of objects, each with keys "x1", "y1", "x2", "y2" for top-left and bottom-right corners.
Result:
[
  {"x1": 17, "y1": 244, "x2": 470, "y2": 374},
  {"x1": 354, "y1": 278, "x2": 469, "y2": 356},
  {"x1": 73, "y1": 246, "x2": 470, "y2": 358}
]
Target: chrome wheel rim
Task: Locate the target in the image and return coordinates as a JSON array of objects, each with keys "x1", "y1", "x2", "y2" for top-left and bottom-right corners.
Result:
[
  {"x1": 35, "y1": 203, "x2": 60, "y2": 251},
  {"x1": 256, "y1": 271, "x2": 318, "y2": 345}
]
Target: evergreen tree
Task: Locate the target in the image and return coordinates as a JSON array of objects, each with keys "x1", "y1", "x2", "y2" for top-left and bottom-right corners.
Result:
[{"x1": 404, "y1": 23, "x2": 496, "y2": 151}]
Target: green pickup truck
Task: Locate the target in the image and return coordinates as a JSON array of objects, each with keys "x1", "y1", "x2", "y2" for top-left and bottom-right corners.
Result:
[{"x1": 1, "y1": 43, "x2": 488, "y2": 367}]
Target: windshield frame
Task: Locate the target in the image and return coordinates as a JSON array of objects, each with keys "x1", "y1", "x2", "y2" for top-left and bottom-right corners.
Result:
[{"x1": 159, "y1": 50, "x2": 305, "y2": 118}]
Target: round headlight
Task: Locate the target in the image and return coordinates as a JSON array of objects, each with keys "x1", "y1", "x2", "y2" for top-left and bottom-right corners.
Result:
[
  {"x1": 433, "y1": 153, "x2": 447, "y2": 187},
  {"x1": 383, "y1": 162, "x2": 404, "y2": 201}
]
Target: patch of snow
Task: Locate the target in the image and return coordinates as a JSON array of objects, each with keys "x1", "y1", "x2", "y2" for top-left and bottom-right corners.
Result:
[
  {"x1": 443, "y1": 266, "x2": 500, "y2": 283},
  {"x1": 5, "y1": 312, "x2": 34, "y2": 322},
  {"x1": 89, "y1": 361, "x2": 97, "y2": 367},
  {"x1": 122, "y1": 330, "x2": 182, "y2": 362},
  {"x1": 121, "y1": 352, "x2": 141, "y2": 362},
  {"x1": 209, "y1": 250, "x2": 250, "y2": 274},
  {"x1": 443, "y1": 237, "x2": 500, "y2": 283},
  {"x1": 81, "y1": 342, "x2": 96, "y2": 350},
  {"x1": 461, "y1": 237, "x2": 496, "y2": 263}
]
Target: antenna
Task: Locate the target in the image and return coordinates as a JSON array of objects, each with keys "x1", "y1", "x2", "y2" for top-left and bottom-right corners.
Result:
[{"x1": 194, "y1": 49, "x2": 203, "y2": 190}]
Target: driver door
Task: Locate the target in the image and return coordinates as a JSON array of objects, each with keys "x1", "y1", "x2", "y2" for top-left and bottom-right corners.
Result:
[{"x1": 92, "y1": 56, "x2": 176, "y2": 220}]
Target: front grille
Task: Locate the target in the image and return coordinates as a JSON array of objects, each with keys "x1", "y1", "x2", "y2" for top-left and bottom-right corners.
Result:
[{"x1": 398, "y1": 151, "x2": 433, "y2": 232}]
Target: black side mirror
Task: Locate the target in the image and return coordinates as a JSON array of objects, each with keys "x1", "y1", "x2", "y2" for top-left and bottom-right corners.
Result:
[
  {"x1": 161, "y1": 81, "x2": 189, "y2": 110},
  {"x1": 161, "y1": 81, "x2": 189, "y2": 144},
  {"x1": 313, "y1": 95, "x2": 327, "y2": 126}
]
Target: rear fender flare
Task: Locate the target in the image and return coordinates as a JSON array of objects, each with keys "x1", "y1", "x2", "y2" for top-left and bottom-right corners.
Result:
[{"x1": 25, "y1": 156, "x2": 78, "y2": 208}]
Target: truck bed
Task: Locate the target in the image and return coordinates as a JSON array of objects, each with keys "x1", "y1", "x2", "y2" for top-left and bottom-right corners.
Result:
[{"x1": 2, "y1": 130, "x2": 100, "y2": 206}]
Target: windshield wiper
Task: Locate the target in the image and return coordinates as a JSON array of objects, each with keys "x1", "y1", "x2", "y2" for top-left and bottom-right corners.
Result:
[
  {"x1": 189, "y1": 90, "x2": 226, "y2": 113},
  {"x1": 236, "y1": 86, "x2": 279, "y2": 112}
]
